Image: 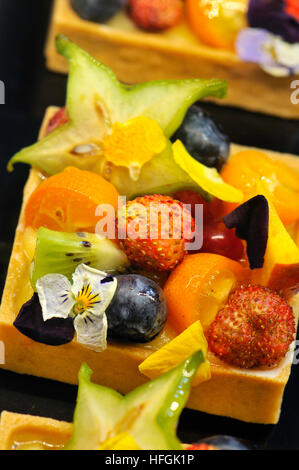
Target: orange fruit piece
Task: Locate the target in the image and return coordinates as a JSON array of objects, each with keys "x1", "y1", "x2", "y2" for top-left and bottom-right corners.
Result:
[
  {"x1": 163, "y1": 252, "x2": 249, "y2": 333},
  {"x1": 25, "y1": 167, "x2": 119, "y2": 233},
  {"x1": 221, "y1": 150, "x2": 299, "y2": 225},
  {"x1": 185, "y1": 0, "x2": 248, "y2": 50}
]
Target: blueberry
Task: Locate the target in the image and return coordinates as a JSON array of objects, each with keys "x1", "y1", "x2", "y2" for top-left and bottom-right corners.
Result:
[
  {"x1": 71, "y1": 0, "x2": 127, "y2": 23},
  {"x1": 172, "y1": 105, "x2": 230, "y2": 171},
  {"x1": 106, "y1": 274, "x2": 168, "y2": 343}
]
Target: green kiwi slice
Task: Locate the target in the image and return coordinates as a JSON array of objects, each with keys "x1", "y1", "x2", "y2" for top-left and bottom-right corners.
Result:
[{"x1": 30, "y1": 227, "x2": 129, "y2": 290}]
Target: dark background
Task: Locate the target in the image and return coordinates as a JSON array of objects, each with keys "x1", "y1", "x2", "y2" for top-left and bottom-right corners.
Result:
[{"x1": 0, "y1": 0, "x2": 298, "y2": 450}]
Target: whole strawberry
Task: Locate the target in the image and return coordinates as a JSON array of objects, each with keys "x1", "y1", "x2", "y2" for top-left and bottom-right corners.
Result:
[
  {"x1": 128, "y1": 0, "x2": 183, "y2": 32},
  {"x1": 117, "y1": 194, "x2": 195, "y2": 271},
  {"x1": 208, "y1": 285, "x2": 295, "y2": 368}
]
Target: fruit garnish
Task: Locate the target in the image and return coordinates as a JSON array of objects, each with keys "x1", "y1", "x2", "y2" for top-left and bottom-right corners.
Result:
[
  {"x1": 65, "y1": 354, "x2": 206, "y2": 450},
  {"x1": 30, "y1": 228, "x2": 129, "y2": 291},
  {"x1": 196, "y1": 221, "x2": 245, "y2": 261},
  {"x1": 172, "y1": 189, "x2": 214, "y2": 222},
  {"x1": 45, "y1": 107, "x2": 68, "y2": 136},
  {"x1": 25, "y1": 166, "x2": 119, "y2": 233},
  {"x1": 164, "y1": 253, "x2": 249, "y2": 332},
  {"x1": 8, "y1": 35, "x2": 227, "y2": 177},
  {"x1": 128, "y1": 0, "x2": 183, "y2": 32},
  {"x1": 186, "y1": 0, "x2": 248, "y2": 50},
  {"x1": 117, "y1": 194, "x2": 195, "y2": 271},
  {"x1": 139, "y1": 321, "x2": 210, "y2": 386},
  {"x1": 14, "y1": 293, "x2": 75, "y2": 346},
  {"x1": 248, "y1": 0, "x2": 299, "y2": 44},
  {"x1": 208, "y1": 285, "x2": 296, "y2": 368},
  {"x1": 171, "y1": 105, "x2": 230, "y2": 172},
  {"x1": 172, "y1": 140, "x2": 243, "y2": 203},
  {"x1": 98, "y1": 433, "x2": 140, "y2": 450},
  {"x1": 106, "y1": 274, "x2": 168, "y2": 343},
  {"x1": 35, "y1": 264, "x2": 117, "y2": 351},
  {"x1": 221, "y1": 149, "x2": 299, "y2": 225},
  {"x1": 71, "y1": 0, "x2": 127, "y2": 23},
  {"x1": 249, "y1": 181, "x2": 299, "y2": 291},
  {"x1": 223, "y1": 195, "x2": 269, "y2": 268},
  {"x1": 102, "y1": 116, "x2": 167, "y2": 180}
]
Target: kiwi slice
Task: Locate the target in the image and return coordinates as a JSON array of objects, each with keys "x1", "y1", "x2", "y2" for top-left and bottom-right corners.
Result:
[{"x1": 30, "y1": 227, "x2": 129, "y2": 290}]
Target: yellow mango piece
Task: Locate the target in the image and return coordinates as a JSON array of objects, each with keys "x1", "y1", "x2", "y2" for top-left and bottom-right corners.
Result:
[
  {"x1": 139, "y1": 320, "x2": 211, "y2": 387},
  {"x1": 250, "y1": 180, "x2": 299, "y2": 291},
  {"x1": 172, "y1": 140, "x2": 243, "y2": 203},
  {"x1": 103, "y1": 116, "x2": 167, "y2": 180},
  {"x1": 98, "y1": 432, "x2": 141, "y2": 450}
]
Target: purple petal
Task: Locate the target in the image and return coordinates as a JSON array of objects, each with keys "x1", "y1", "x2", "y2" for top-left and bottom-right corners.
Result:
[
  {"x1": 236, "y1": 28, "x2": 275, "y2": 65},
  {"x1": 223, "y1": 195, "x2": 269, "y2": 270},
  {"x1": 248, "y1": 0, "x2": 299, "y2": 43},
  {"x1": 14, "y1": 293, "x2": 75, "y2": 346}
]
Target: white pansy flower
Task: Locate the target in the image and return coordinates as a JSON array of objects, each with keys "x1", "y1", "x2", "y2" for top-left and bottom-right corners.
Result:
[{"x1": 36, "y1": 264, "x2": 117, "y2": 352}]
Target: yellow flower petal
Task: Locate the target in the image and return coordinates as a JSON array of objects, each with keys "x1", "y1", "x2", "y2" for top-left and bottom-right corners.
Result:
[
  {"x1": 103, "y1": 116, "x2": 167, "y2": 180},
  {"x1": 172, "y1": 140, "x2": 243, "y2": 203},
  {"x1": 139, "y1": 321, "x2": 211, "y2": 387},
  {"x1": 98, "y1": 433, "x2": 141, "y2": 450}
]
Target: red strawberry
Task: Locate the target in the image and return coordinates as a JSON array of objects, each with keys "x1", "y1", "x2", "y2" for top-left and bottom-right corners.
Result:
[
  {"x1": 117, "y1": 194, "x2": 195, "y2": 271},
  {"x1": 208, "y1": 285, "x2": 295, "y2": 368},
  {"x1": 45, "y1": 107, "x2": 68, "y2": 136},
  {"x1": 128, "y1": 0, "x2": 183, "y2": 31}
]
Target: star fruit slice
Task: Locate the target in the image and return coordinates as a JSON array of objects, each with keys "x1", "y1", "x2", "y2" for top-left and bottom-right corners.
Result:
[
  {"x1": 65, "y1": 352, "x2": 206, "y2": 450},
  {"x1": 8, "y1": 35, "x2": 227, "y2": 190}
]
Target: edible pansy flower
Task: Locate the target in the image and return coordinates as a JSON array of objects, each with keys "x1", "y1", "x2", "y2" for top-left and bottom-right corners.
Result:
[
  {"x1": 223, "y1": 195, "x2": 269, "y2": 270},
  {"x1": 236, "y1": 27, "x2": 299, "y2": 76},
  {"x1": 36, "y1": 264, "x2": 117, "y2": 351},
  {"x1": 248, "y1": 0, "x2": 299, "y2": 44},
  {"x1": 14, "y1": 293, "x2": 75, "y2": 346}
]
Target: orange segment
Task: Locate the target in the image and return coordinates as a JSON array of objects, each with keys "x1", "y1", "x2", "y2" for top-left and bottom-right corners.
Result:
[
  {"x1": 102, "y1": 117, "x2": 166, "y2": 180},
  {"x1": 185, "y1": 0, "x2": 248, "y2": 50},
  {"x1": 25, "y1": 167, "x2": 119, "y2": 233},
  {"x1": 221, "y1": 150, "x2": 299, "y2": 225},
  {"x1": 163, "y1": 253, "x2": 249, "y2": 333}
]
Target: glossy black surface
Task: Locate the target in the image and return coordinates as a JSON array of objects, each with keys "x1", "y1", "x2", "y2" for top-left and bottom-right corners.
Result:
[{"x1": 0, "y1": 0, "x2": 298, "y2": 450}]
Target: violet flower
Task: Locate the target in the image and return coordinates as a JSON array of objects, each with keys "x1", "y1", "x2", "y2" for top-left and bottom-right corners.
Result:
[
  {"x1": 236, "y1": 27, "x2": 299, "y2": 76},
  {"x1": 248, "y1": 0, "x2": 299, "y2": 44}
]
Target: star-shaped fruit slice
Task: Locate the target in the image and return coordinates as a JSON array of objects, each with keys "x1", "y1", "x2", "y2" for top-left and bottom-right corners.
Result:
[
  {"x1": 8, "y1": 35, "x2": 227, "y2": 184},
  {"x1": 65, "y1": 351, "x2": 206, "y2": 450}
]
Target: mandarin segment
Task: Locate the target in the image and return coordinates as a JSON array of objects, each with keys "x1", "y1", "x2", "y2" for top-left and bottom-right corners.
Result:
[
  {"x1": 25, "y1": 167, "x2": 119, "y2": 233},
  {"x1": 186, "y1": 0, "x2": 248, "y2": 50},
  {"x1": 221, "y1": 150, "x2": 299, "y2": 225},
  {"x1": 163, "y1": 252, "x2": 249, "y2": 333}
]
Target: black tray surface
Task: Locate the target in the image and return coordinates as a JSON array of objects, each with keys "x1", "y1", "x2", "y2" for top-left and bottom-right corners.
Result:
[{"x1": 0, "y1": 0, "x2": 298, "y2": 451}]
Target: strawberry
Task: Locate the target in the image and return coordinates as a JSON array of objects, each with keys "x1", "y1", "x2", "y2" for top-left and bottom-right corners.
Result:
[
  {"x1": 208, "y1": 285, "x2": 295, "y2": 368},
  {"x1": 128, "y1": 0, "x2": 183, "y2": 32},
  {"x1": 45, "y1": 107, "x2": 68, "y2": 136},
  {"x1": 117, "y1": 194, "x2": 195, "y2": 271}
]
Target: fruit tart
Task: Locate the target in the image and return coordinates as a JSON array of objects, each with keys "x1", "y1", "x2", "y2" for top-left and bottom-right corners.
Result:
[
  {"x1": 45, "y1": 0, "x2": 299, "y2": 119},
  {"x1": 1, "y1": 36, "x2": 299, "y2": 425}
]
